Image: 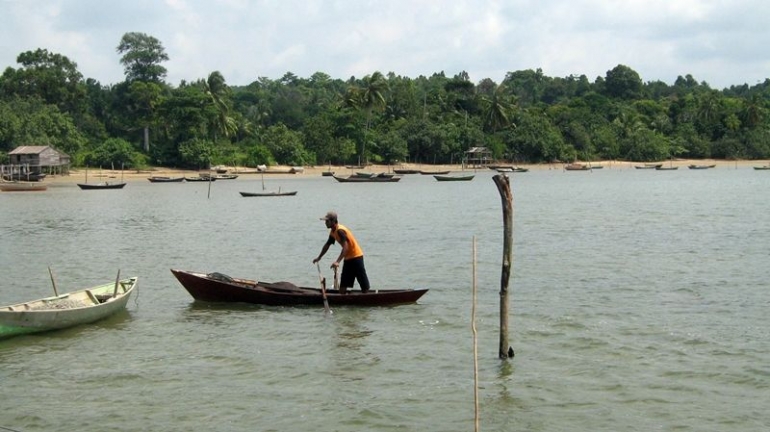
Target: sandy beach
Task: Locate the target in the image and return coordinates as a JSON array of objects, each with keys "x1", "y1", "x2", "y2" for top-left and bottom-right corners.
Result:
[{"x1": 36, "y1": 158, "x2": 769, "y2": 184}]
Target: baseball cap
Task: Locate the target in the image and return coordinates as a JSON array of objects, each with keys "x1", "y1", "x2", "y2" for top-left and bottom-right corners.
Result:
[{"x1": 320, "y1": 211, "x2": 338, "y2": 222}]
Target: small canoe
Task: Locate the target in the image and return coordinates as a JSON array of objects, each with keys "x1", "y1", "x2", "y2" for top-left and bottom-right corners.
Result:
[
  {"x1": 170, "y1": 270, "x2": 427, "y2": 307},
  {"x1": 564, "y1": 163, "x2": 591, "y2": 171},
  {"x1": 635, "y1": 164, "x2": 662, "y2": 169},
  {"x1": 184, "y1": 176, "x2": 216, "y2": 182},
  {"x1": 419, "y1": 170, "x2": 450, "y2": 175},
  {"x1": 753, "y1": 166, "x2": 770, "y2": 170},
  {"x1": 148, "y1": 176, "x2": 185, "y2": 183},
  {"x1": 333, "y1": 175, "x2": 401, "y2": 183},
  {"x1": 433, "y1": 174, "x2": 474, "y2": 181},
  {"x1": 0, "y1": 182, "x2": 48, "y2": 192},
  {"x1": 393, "y1": 169, "x2": 420, "y2": 174},
  {"x1": 239, "y1": 191, "x2": 298, "y2": 197},
  {"x1": 0, "y1": 276, "x2": 138, "y2": 339},
  {"x1": 688, "y1": 164, "x2": 716, "y2": 169},
  {"x1": 77, "y1": 182, "x2": 127, "y2": 190}
]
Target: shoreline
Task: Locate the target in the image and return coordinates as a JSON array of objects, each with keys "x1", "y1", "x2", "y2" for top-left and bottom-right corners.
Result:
[{"x1": 31, "y1": 158, "x2": 770, "y2": 184}]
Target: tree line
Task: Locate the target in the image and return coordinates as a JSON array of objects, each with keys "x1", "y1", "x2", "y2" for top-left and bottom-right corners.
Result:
[{"x1": 2, "y1": 32, "x2": 769, "y2": 170}]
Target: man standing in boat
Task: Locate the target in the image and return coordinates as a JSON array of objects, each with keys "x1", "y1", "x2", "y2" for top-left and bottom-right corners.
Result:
[{"x1": 313, "y1": 211, "x2": 371, "y2": 294}]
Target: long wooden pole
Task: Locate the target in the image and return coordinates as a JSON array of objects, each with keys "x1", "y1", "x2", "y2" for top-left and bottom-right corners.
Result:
[
  {"x1": 472, "y1": 236, "x2": 480, "y2": 431},
  {"x1": 48, "y1": 266, "x2": 59, "y2": 297},
  {"x1": 493, "y1": 174, "x2": 514, "y2": 359},
  {"x1": 113, "y1": 269, "x2": 121, "y2": 298}
]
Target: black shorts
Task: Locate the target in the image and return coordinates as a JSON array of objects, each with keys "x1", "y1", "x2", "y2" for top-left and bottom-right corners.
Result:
[{"x1": 341, "y1": 256, "x2": 370, "y2": 292}]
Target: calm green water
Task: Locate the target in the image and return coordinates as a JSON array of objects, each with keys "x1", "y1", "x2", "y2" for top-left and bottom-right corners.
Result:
[{"x1": 1, "y1": 167, "x2": 768, "y2": 431}]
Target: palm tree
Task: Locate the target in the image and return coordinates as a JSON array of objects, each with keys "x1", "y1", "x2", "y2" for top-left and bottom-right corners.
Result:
[
  {"x1": 201, "y1": 71, "x2": 235, "y2": 140},
  {"x1": 481, "y1": 83, "x2": 516, "y2": 133},
  {"x1": 356, "y1": 72, "x2": 388, "y2": 165}
]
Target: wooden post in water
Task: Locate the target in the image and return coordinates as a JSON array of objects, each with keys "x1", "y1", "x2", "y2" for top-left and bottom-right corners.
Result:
[{"x1": 493, "y1": 174, "x2": 515, "y2": 359}]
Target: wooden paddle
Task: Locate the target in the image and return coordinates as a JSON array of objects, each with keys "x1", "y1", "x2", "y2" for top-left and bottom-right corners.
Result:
[{"x1": 315, "y1": 262, "x2": 332, "y2": 315}]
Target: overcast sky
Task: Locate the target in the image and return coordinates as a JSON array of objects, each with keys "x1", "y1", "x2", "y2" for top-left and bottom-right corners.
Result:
[{"x1": 1, "y1": 0, "x2": 768, "y2": 89}]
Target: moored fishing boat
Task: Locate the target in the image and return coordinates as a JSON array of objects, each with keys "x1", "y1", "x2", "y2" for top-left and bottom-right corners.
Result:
[
  {"x1": 433, "y1": 174, "x2": 474, "y2": 181},
  {"x1": 332, "y1": 174, "x2": 401, "y2": 183},
  {"x1": 148, "y1": 176, "x2": 185, "y2": 183},
  {"x1": 239, "y1": 190, "x2": 298, "y2": 197},
  {"x1": 0, "y1": 276, "x2": 138, "y2": 339}
]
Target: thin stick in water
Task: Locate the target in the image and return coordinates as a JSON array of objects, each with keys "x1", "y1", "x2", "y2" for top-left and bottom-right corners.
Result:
[{"x1": 472, "y1": 236, "x2": 480, "y2": 431}]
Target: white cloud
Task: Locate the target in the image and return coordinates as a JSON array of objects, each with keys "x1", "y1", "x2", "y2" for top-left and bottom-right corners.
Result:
[{"x1": 0, "y1": 0, "x2": 767, "y2": 88}]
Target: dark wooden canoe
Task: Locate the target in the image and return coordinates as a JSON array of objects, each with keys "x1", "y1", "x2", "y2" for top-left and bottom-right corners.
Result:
[
  {"x1": 239, "y1": 191, "x2": 297, "y2": 197},
  {"x1": 77, "y1": 182, "x2": 127, "y2": 190},
  {"x1": 393, "y1": 169, "x2": 420, "y2": 174},
  {"x1": 148, "y1": 176, "x2": 185, "y2": 182},
  {"x1": 170, "y1": 269, "x2": 428, "y2": 307},
  {"x1": 433, "y1": 174, "x2": 474, "y2": 181},
  {"x1": 332, "y1": 175, "x2": 401, "y2": 183},
  {"x1": 688, "y1": 164, "x2": 716, "y2": 169}
]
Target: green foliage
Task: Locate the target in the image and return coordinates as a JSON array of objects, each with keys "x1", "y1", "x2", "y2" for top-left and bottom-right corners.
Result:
[
  {"x1": 178, "y1": 138, "x2": 214, "y2": 169},
  {"x1": 0, "y1": 97, "x2": 87, "y2": 155},
  {"x1": 3, "y1": 34, "x2": 770, "y2": 168},
  {"x1": 261, "y1": 123, "x2": 312, "y2": 166},
  {"x1": 85, "y1": 138, "x2": 143, "y2": 168},
  {"x1": 244, "y1": 142, "x2": 275, "y2": 167},
  {"x1": 117, "y1": 32, "x2": 169, "y2": 83}
]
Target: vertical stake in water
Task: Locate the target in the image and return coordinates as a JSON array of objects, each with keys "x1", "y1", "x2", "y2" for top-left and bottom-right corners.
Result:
[
  {"x1": 492, "y1": 174, "x2": 514, "y2": 359},
  {"x1": 472, "y1": 236, "x2": 480, "y2": 431},
  {"x1": 207, "y1": 167, "x2": 213, "y2": 199}
]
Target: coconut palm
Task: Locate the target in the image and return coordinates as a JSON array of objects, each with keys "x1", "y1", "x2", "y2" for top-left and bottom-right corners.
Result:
[
  {"x1": 201, "y1": 71, "x2": 236, "y2": 140},
  {"x1": 481, "y1": 83, "x2": 516, "y2": 133},
  {"x1": 349, "y1": 72, "x2": 387, "y2": 165}
]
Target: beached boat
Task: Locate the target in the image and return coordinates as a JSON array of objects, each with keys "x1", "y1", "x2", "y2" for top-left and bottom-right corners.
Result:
[
  {"x1": 688, "y1": 164, "x2": 716, "y2": 169},
  {"x1": 419, "y1": 170, "x2": 450, "y2": 175},
  {"x1": 170, "y1": 270, "x2": 428, "y2": 307},
  {"x1": 754, "y1": 165, "x2": 770, "y2": 170},
  {"x1": 332, "y1": 175, "x2": 401, "y2": 183},
  {"x1": 184, "y1": 176, "x2": 216, "y2": 182},
  {"x1": 239, "y1": 191, "x2": 297, "y2": 197},
  {"x1": 393, "y1": 169, "x2": 420, "y2": 174},
  {"x1": 2, "y1": 172, "x2": 47, "y2": 182},
  {"x1": 0, "y1": 276, "x2": 138, "y2": 339},
  {"x1": 433, "y1": 174, "x2": 474, "y2": 181},
  {"x1": 0, "y1": 181, "x2": 48, "y2": 192},
  {"x1": 147, "y1": 176, "x2": 185, "y2": 183},
  {"x1": 564, "y1": 163, "x2": 591, "y2": 171},
  {"x1": 635, "y1": 163, "x2": 662, "y2": 169}
]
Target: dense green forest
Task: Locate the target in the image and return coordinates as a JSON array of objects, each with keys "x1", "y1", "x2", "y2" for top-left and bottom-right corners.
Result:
[{"x1": 2, "y1": 32, "x2": 770, "y2": 169}]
